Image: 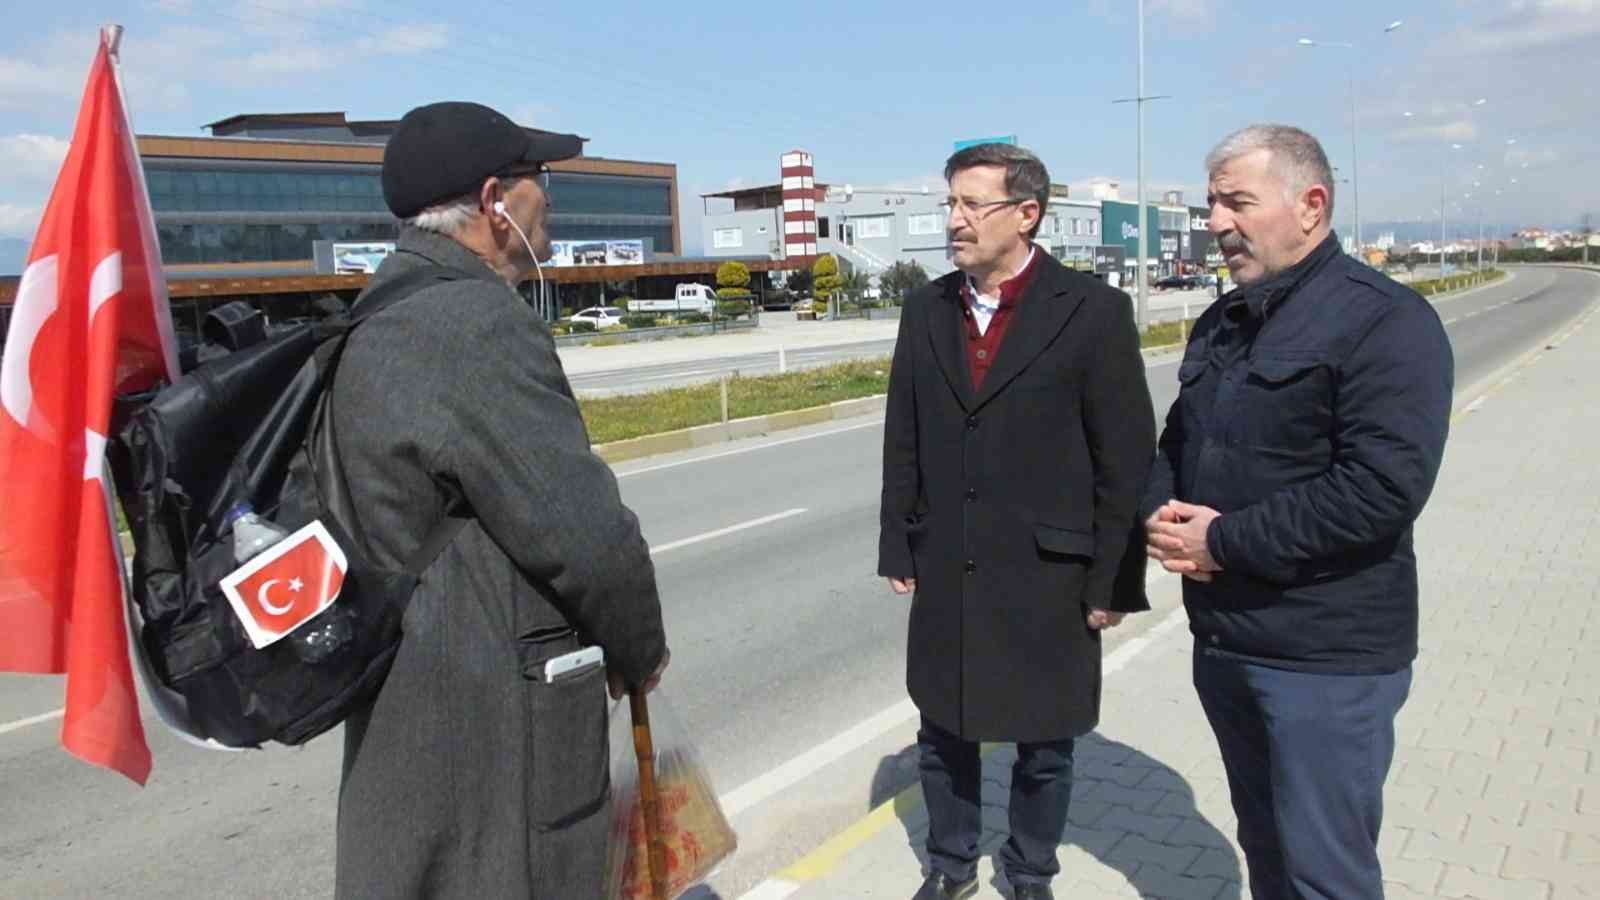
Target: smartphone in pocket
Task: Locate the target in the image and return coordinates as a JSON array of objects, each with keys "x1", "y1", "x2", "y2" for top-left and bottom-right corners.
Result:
[{"x1": 540, "y1": 645, "x2": 604, "y2": 683}]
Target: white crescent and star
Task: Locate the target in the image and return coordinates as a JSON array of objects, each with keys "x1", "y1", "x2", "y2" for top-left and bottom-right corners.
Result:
[{"x1": 256, "y1": 577, "x2": 309, "y2": 616}]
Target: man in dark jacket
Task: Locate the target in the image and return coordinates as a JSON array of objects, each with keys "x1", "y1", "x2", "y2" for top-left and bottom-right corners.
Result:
[
  {"x1": 1144, "y1": 124, "x2": 1452, "y2": 900},
  {"x1": 331, "y1": 101, "x2": 669, "y2": 898},
  {"x1": 879, "y1": 143, "x2": 1155, "y2": 900}
]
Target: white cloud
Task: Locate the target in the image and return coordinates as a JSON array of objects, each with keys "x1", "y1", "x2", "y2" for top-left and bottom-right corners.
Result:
[
  {"x1": 358, "y1": 23, "x2": 450, "y2": 55},
  {"x1": 1148, "y1": 0, "x2": 1217, "y2": 28},
  {"x1": 0, "y1": 135, "x2": 70, "y2": 181},
  {"x1": 511, "y1": 103, "x2": 560, "y2": 128},
  {"x1": 0, "y1": 56, "x2": 82, "y2": 110},
  {"x1": 245, "y1": 46, "x2": 336, "y2": 75},
  {"x1": 1436, "y1": 0, "x2": 1600, "y2": 54},
  {"x1": 0, "y1": 204, "x2": 42, "y2": 240},
  {"x1": 1389, "y1": 120, "x2": 1480, "y2": 145}
]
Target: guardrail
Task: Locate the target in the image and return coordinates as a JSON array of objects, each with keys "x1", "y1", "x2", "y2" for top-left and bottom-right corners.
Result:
[{"x1": 553, "y1": 317, "x2": 758, "y2": 347}]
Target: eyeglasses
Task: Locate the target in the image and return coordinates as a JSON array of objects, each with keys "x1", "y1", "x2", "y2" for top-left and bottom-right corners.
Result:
[
  {"x1": 939, "y1": 196, "x2": 1031, "y2": 220},
  {"x1": 496, "y1": 164, "x2": 551, "y2": 191}
]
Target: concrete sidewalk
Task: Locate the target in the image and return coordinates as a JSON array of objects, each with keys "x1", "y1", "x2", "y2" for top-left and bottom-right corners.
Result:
[{"x1": 747, "y1": 299, "x2": 1600, "y2": 899}]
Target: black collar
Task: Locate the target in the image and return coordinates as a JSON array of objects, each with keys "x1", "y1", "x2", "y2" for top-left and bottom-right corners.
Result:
[{"x1": 1223, "y1": 232, "x2": 1342, "y2": 324}]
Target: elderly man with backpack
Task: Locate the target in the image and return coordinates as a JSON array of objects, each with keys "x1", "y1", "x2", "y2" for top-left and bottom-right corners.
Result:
[{"x1": 329, "y1": 101, "x2": 670, "y2": 898}]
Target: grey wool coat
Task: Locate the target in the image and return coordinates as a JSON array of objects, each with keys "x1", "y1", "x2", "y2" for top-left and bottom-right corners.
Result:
[{"x1": 329, "y1": 227, "x2": 667, "y2": 899}]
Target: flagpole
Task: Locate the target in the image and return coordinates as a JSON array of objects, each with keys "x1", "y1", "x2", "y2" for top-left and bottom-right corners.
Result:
[{"x1": 101, "y1": 22, "x2": 182, "y2": 384}]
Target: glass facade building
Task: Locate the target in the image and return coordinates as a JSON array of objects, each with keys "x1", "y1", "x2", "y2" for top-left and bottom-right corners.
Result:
[{"x1": 141, "y1": 114, "x2": 679, "y2": 269}]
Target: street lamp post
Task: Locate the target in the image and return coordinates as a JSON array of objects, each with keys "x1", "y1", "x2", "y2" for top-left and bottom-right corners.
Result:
[
  {"x1": 1113, "y1": 0, "x2": 1171, "y2": 332},
  {"x1": 1298, "y1": 20, "x2": 1402, "y2": 255}
]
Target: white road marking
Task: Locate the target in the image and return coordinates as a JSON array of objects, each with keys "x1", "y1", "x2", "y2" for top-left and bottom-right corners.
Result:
[
  {"x1": 0, "y1": 708, "x2": 64, "y2": 736},
  {"x1": 649, "y1": 508, "x2": 808, "y2": 557},
  {"x1": 718, "y1": 566, "x2": 1185, "y2": 821}
]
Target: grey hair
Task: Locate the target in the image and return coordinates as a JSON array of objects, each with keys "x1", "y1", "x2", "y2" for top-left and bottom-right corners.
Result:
[
  {"x1": 944, "y1": 143, "x2": 1051, "y2": 239},
  {"x1": 1205, "y1": 124, "x2": 1336, "y2": 219},
  {"x1": 404, "y1": 193, "x2": 480, "y2": 237}
]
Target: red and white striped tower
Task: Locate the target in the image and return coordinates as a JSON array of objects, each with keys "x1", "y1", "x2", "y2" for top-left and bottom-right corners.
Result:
[{"x1": 780, "y1": 150, "x2": 818, "y2": 264}]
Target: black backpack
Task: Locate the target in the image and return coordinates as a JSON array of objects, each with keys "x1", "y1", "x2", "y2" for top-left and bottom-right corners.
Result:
[{"x1": 108, "y1": 265, "x2": 473, "y2": 748}]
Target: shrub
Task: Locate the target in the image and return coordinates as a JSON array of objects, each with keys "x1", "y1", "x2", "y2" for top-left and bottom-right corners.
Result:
[{"x1": 569, "y1": 320, "x2": 597, "y2": 333}]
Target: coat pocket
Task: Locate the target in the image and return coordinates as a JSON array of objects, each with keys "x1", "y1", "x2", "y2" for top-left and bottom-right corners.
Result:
[
  {"x1": 1033, "y1": 523, "x2": 1095, "y2": 561},
  {"x1": 522, "y1": 642, "x2": 611, "y2": 830}
]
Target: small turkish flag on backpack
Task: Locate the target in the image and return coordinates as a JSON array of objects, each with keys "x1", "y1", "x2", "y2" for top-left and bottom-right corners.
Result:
[{"x1": 220, "y1": 521, "x2": 349, "y2": 649}]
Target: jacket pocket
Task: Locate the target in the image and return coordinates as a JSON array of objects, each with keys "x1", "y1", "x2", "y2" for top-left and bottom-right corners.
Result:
[
  {"x1": 522, "y1": 640, "x2": 610, "y2": 830},
  {"x1": 1034, "y1": 523, "x2": 1095, "y2": 560},
  {"x1": 1239, "y1": 355, "x2": 1333, "y2": 451}
]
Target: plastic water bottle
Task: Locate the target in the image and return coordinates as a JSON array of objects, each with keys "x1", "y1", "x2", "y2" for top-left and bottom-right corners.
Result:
[
  {"x1": 227, "y1": 502, "x2": 289, "y2": 563},
  {"x1": 225, "y1": 502, "x2": 353, "y2": 663}
]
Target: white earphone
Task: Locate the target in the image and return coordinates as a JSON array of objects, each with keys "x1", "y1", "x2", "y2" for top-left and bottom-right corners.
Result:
[{"x1": 492, "y1": 200, "x2": 545, "y2": 312}]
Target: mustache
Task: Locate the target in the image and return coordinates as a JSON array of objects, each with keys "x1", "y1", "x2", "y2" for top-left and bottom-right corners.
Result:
[{"x1": 1218, "y1": 233, "x2": 1250, "y2": 254}]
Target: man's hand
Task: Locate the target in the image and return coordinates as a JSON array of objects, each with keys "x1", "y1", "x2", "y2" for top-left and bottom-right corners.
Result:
[
  {"x1": 1148, "y1": 500, "x2": 1222, "y2": 582},
  {"x1": 1086, "y1": 608, "x2": 1126, "y2": 630},
  {"x1": 608, "y1": 648, "x2": 671, "y2": 700},
  {"x1": 888, "y1": 577, "x2": 916, "y2": 595}
]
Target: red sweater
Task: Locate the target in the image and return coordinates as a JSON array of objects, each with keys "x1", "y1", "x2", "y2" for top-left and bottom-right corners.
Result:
[{"x1": 959, "y1": 250, "x2": 1040, "y2": 390}]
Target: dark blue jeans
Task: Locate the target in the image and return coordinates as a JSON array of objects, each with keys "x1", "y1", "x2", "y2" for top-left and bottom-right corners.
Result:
[
  {"x1": 1194, "y1": 649, "x2": 1412, "y2": 900},
  {"x1": 918, "y1": 715, "x2": 1075, "y2": 887}
]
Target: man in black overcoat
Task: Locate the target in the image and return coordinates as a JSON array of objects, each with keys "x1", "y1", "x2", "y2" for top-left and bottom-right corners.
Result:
[{"x1": 878, "y1": 142, "x2": 1156, "y2": 900}]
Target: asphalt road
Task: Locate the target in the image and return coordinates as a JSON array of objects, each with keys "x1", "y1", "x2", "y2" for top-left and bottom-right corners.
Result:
[{"x1": 1, "y1": 265, "x2": 1592, "y2": 899}]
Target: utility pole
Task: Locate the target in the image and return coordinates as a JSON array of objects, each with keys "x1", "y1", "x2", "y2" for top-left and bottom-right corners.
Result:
[{"x1": 1112, "y1": 0, "x2": 1171, "y2": 331}]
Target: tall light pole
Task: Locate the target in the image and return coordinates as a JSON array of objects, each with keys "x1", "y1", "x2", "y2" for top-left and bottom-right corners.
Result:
[
  {"x1": 1298, "y1": 20, "x2": 1402, "y2": 255},
  {"x1": 1113, "y1": 0, "x2": 1171, "y2": 331}
]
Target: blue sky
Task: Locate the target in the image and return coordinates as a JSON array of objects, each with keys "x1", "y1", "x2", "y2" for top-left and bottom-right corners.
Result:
[{"x1": 1, "y1": 0, "x2": 1595, "y2": 260}]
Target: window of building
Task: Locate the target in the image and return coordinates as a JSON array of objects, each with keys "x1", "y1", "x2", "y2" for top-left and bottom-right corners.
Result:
[
  {"x1": 713, "y1": 227, "x2": 743, "y2": 249},
  {"x1": 857, "y1": 216, "x2": 891, "y2": 239},
  {"x1": 1089, "y1": 219, "x2": 1099, "y2": 236},
  {"x1": 818, "y1": 216, "x2": 830, "y2": 238},
  {"x1": 907, "y1": 213, "x2": 941, "y2": 236}
]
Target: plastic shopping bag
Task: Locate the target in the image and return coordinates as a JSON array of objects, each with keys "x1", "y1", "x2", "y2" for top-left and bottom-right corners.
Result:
[{"x1": 603, "y1": 686, "x2": 737, "y2": 900}]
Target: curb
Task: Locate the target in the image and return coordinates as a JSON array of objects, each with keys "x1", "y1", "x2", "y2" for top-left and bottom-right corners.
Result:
[
  {"x1": 593, "y1": 395, "x2": 888, "y2": 464},
  {"x1": 590, "y1": 272, "x2": 1509, "y2": 466}
]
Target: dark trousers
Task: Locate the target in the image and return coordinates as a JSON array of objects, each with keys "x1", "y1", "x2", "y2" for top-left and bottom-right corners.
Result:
[
  {"x1": 918, "y1": 715, "x2": 1075, "y2": 887},
  {"x1": 1193, "y1": 649, "x2": 1412, "y2": 900}
]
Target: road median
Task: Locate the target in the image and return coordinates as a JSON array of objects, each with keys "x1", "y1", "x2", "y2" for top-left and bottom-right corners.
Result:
[{"x1": 584, "y1": 271, "x2": 1516, "y2": 461}]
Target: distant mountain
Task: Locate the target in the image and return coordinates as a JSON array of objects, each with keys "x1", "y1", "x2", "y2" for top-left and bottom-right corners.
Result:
[
  {"x1": 0, "y1": 238, "x2": 28, "y2": 276},
  {"x1": 1360, "y1": 220, "x2": 1582, "y2": 245}
]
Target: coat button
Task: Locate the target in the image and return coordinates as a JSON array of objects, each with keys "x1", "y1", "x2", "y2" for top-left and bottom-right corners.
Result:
[
  {"x1": 964, "y1": 560, "x2": 977, "y2": 574},
  {"x1": 1208, "y1": 634, "x2": 1220, "y2": 645},
  {"x1": 965, "y1": 488, "x2": 977, "y2": 501},
  {"x1": 966, "y1": 416, "x2": 979, "y2": 430}
]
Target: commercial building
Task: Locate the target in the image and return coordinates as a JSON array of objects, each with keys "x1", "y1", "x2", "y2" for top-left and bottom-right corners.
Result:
[
  {"x1": 143, "y1": 111, "x2": 681, "y2": 273},
  {"x1": 702, "y1": 151, "x2": 1134, "y2": 288}
]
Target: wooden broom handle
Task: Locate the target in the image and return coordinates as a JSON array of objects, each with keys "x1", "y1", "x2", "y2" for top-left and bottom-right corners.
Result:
[{"x1": 630, "y1": 690, "x2": 669, "y2": 900}]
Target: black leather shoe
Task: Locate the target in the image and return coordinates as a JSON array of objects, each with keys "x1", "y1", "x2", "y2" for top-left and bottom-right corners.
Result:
[
  {"x1": 1012, "y1": 884, "x2": 1055, "y2": 900},
  {"x1": 913, "y1": 871, "x2": 979, "y2": 900}
]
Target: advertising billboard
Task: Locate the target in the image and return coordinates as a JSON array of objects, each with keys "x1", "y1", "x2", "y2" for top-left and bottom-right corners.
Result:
[
  {"x1": 331, "y1": 241, "x2": 396, "y2": 274},
  {"x1": 546, "y1": 239, "x2": 646, "y2": 267}
]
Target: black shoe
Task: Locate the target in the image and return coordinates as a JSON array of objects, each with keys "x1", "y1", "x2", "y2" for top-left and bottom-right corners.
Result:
[
  {"x1": 913, "y1": 871, "x2": 979, "y2": 900},
  {"x1": 1012, "y1": 884, "x2": 1055, "y2": 900}
]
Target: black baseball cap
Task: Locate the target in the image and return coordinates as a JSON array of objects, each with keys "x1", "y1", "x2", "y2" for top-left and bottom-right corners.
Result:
[{"x1": 382, "y1": 101, "x2": 583, "y2": 219}]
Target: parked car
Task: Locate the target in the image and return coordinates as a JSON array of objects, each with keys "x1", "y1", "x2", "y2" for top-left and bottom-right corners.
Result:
[
  {"x1": 1154, "y1": 275, "x2": 1202, "y2": 290},
  {"x1": 568, "y1": 306, "x2": 626, "y2": 328}
]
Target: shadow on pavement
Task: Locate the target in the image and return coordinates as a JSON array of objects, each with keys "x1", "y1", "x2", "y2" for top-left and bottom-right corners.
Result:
[{"x1": 874, "y1": 732, "x2": 1241, "y2": 899}]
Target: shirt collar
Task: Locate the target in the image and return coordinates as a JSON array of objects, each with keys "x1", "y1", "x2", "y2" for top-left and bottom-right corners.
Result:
[
  {"x1": 963, "y1": 246, "x2": 1038, "y2": 308},
  {"x1": 1222, "y1": 232, "x2": 1342, "y2": 324}
]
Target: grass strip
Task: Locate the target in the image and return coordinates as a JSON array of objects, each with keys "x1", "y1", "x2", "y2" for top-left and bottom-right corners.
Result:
[
  {"x1": 581, "y1": 268, "x2": 1505, "y2": 446},
  {"x1": 580, "y1": 358, "x2": 893, "y2": 444}
]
